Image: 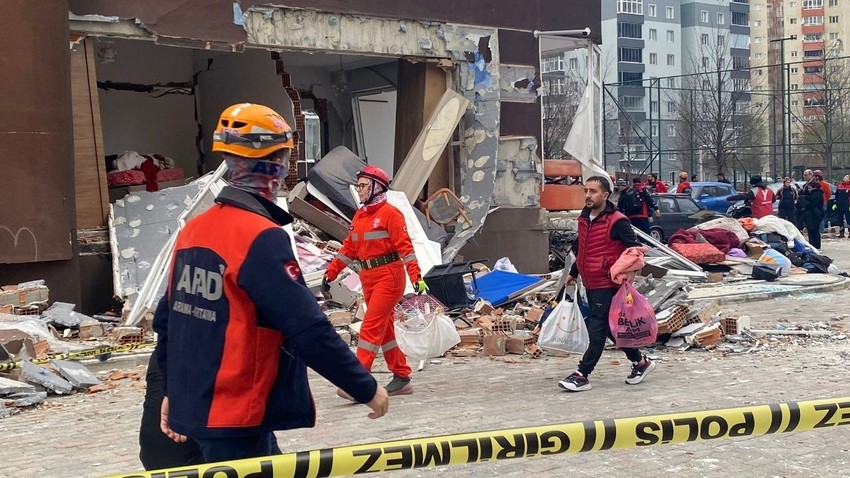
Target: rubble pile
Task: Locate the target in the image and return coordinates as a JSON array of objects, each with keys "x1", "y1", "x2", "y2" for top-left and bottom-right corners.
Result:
[{"x1": 0, "y1": 282, "x2": 150, "y2": 418}]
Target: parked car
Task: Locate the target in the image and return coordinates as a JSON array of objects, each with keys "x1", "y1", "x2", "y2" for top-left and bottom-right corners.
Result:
[
  {"x1": 689, "y1": 182, "x2": 739, "y2": 213},
  {"x1": 647, "y1": 193, "x2": 715, "y2": 242}
]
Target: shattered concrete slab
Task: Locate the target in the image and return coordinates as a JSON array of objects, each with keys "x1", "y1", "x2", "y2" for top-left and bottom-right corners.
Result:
[
  {"x1": 6, "y1": 391, "x2": 47, "y2": 407},
  {"x1": 0, "y1": 405, "x2": 19, "y2": 419},
  {"x1": 20, "y1": 361, "x2": 73, "y2": 395},
  {"x1": 52, "y1": 360, "x2": 100, "y2": 389},
  {"x1": 0, "y1": 376, "x2": 36, "y2": 396},
  {"x1": 42, "y1": 302, "x2": 79, "y2": 327}
]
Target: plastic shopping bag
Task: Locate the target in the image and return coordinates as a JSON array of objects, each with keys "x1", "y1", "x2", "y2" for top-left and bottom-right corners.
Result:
[
  {"x1": 608, "y1": 282, "x2": 658, "y2": 348},
  {"x1": 537, "y1": 286, "x2": 589, "y2": 354},
  {"x1": 394, "y1": 312, "x2": 461, "y2": 361}
]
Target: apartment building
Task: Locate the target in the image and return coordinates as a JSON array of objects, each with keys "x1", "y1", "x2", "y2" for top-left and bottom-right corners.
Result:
[{"x1": 600, "y1": 0, "x2": 751, "y2": 183}]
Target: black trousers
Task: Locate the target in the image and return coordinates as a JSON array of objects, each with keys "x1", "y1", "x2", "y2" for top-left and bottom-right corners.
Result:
[
  {"x1": 577, "y1": 287, "x2": 642, "y2": 377},
  {"x1": 778, "y1": 206, "x2": 795, "y2": 223},
  {"x1": 804, "y1": 217, "x2": 822, "y2": 249},
  {"x1": 139, "y1": 349, "x2": 204, "y2": 470},
  {"x1": 630, "y1": 217, "x2": 651, "y2": 234}
]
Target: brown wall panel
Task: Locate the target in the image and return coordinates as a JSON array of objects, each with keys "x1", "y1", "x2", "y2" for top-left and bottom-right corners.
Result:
[
  {"x1": 499, "y1": 29, "x2": 540, "y2": 66},
  {"x1": 0, "y1": 0, "x2": 75, "y2": 263},
  {"x1": 500, "y1": 102, "x2": 542, "y2": 139}
]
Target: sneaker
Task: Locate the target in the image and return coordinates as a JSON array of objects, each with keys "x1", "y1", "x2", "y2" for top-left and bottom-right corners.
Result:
[
  {"x1": 336, "y1": 388, "x2": 356, "y2": 402},
  {"x1": 558, "y1": 372, "x2": 591, "y2": 392},
  {"x1": 386, "y1": 375, "x2": 413, "y2": 396},
  {"x1": 625, "y1": 356, "x2": 656, "y2": 385}
]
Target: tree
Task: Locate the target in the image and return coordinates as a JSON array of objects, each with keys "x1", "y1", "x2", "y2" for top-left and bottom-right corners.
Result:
[
  {"x1": 795, "y1": 50, "x2": 850, "y2": 181},
  {"x1": 669, "y1": 32, "x2": 770, "y2": 180},
  {"x1": 541, "y1": 74, "x2": 583, "y2": 159}
]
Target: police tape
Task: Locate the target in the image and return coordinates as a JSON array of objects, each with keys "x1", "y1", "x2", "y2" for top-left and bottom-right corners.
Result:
[
  {"x1": 109, "y1": 396, "x2": 850, "y2": 478},
  {"x1": 0, "y1": 342, "x2": 154, "y2": 372}
]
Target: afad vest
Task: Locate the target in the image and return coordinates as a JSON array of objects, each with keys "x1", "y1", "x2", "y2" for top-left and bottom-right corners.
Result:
[
  {"x1": 750, "y1": 186, "x2": 775, "y2": 219},
  {"x1": 577, "y1": 211, "x2": 627, "y2": 290}
]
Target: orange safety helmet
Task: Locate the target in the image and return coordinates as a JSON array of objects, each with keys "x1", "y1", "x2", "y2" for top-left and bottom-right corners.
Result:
[
  {"x1": 357, "y1": 165, "x2": 391, "y2": 189},
  {"x1": 212, "y1": 103, "x2": 295, "y2": 159}
]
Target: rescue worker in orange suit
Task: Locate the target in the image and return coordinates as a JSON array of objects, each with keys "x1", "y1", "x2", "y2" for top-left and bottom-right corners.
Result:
[
  {"x1": 322, "y1": 165, "x2": 426, "y2": 398},
  {"x1": 153, "y1": 103, "x2": 388, "y2": 464}
]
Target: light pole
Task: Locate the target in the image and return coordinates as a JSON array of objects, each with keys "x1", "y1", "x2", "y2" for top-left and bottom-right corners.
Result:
[{"x1": 770, "y1": 35, "x2": 796, "y2": 178}]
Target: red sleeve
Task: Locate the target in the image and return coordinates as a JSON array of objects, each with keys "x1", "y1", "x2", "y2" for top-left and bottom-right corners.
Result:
[
  {"x1": 388, "y1": 208, "x2": 421, "y2": 282},
  {"x1": 657, "y1": 182, "x2": 668, "y2": 193},
  {"x1": 325, "y1": 221, "x2": 358, "y2": 281}
]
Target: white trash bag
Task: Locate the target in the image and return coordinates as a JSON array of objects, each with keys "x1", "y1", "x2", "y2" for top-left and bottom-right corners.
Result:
[
  {"x1": 393, "y1": 295, "x2": 460, "y2": 360},
  {"x1": 537, "y1": 286, "x2": 589, "y2": 354}
]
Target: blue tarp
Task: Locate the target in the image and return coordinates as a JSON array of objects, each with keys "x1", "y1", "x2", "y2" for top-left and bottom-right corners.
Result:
[{"x1": 475, "y1": 270, "x2": 544, "y2": 307}]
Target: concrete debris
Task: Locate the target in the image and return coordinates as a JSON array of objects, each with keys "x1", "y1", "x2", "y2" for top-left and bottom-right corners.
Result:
[
  {"x1": 0, "y1": 376, "x2": 36, "y2": 396},
  {"x1": 52, "y1": 360, "x2": 101, "y2": 389},
  {"x1": 42, "y1": 302, "x2": 81, "y2": 327},
  {"x1": 0, "y1": 404, "x2": 19, "y2": 419},
  {"x1": 5, "y1": 391, "x2": 47, "y2": 407},
  {"x1": 20, "y1": 362, "x2": 73, "y2": 395}
]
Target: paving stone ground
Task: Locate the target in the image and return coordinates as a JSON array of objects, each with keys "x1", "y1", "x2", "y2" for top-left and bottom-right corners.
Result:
[{"x1": 1, "y1": 236, "x2": 849, "y2": 478}]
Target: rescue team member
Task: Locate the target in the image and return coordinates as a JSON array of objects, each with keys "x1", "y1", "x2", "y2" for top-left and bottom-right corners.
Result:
[
  {"x1": 726, "y1": 175, "x2": 775, "y2": 219},
  {"x1": 646, "y1": 173, "x2": 668, "y2": 193},
  {"x1": 617, "y1": 177, "x2": 660, "y2": 234},
  {"x1": 676, "y1": 171, "x2": 692, "y2": 194},
  {"x1": 322, "y1": 165, "x2": 427, "y2": 398},
  {"x1": 153, "y1": 103, "x2": 389, "y2": 464},
  {"x1": 559, "y1": 176, "x2": 656, "y2": 392}
]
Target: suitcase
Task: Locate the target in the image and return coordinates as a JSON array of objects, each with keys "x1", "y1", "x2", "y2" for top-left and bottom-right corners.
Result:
[{"x1": 752, "y1": 261, "x2": 781, "y2": 281}]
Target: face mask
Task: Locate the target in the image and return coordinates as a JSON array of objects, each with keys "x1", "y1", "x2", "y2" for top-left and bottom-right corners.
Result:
[{"x1": 225, "y1": 155, "x2": 288, "y2": 200}]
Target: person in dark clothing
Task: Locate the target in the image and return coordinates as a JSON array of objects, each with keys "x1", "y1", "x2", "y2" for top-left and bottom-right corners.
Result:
[
  {"x1": 617, "y1": 177, "x2": 659, "y2": 234},
  {"x1": 154, "y1": 103, "x2": 389, "y2": 464},
  {"x1": 716, "y1": 173, "x2": 731, "y2": 184},
  {"x1": 801, "y1": 179, "x2": 825, "y2": 249},
  {"x1": 140, "y1": 348, "x2": 204, "y2": 470},
  {"x1": 777, "y1": 177, "x2": 798, "y2": 223},
  {"x1": 558, "y1": 176, "x2": 655, "y2": 392},
  {"x1": 835, "y1": 175, "x2": 850, "y2": 237}
]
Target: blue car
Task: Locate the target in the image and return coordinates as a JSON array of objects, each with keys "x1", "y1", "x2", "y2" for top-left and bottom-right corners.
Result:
[{"x1": 689, "y1": 182, "x2": 738, "y2": 213}]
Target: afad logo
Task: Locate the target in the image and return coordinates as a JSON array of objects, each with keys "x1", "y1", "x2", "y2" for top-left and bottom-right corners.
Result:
[{"x1": 284, "y1": 260, "x2": 302, "y2": 281}]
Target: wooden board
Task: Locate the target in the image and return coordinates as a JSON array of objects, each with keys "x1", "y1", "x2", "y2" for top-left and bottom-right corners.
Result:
[
  {"x1": 71, "y1": 39, "x2": 109, "y2": 229},
  {"x1": 288, "y1": 197, "x2": 349, "y2": 241}
]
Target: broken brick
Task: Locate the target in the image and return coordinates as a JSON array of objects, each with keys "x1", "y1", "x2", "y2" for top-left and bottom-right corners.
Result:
[
  {"x1": 505, "y1": 336, "x2": 525, "y2": 354},
  {"x1": 482, "y1": 334, "x2": 506, "y2": 356}
]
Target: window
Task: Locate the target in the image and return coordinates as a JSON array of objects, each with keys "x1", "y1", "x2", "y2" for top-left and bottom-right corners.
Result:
[
  {"x1": 791, "y1": 51, "x2": 799, "y2": 57},
  {"x1": 667, "y1": 30, "x2": 675, "y2": 42},
  {"x1": 620, "y1": 71, "x2": 643, "y2": 86},
  {"x1": 755, "y1": 52, "x2": 763, "y2": 59},
  {"x1": 667, "y1": 101, "x2": 675, "y2": 114},
  {"x1": 734, "y1": 78, "x2": 749, "y2": 90},
  {"x1": 756, "y1": 69, "x2": 763, "y2": 76},
  {"x1": 829, "y1": 0, "x2": 838, "y2": 6},
  {"x1": 541, "y1": 56, "x2": 564, "y2": 73},
  {"x1": 701, "y1": 10, "x2": 709, "y2": 22},
  {"x1": 790, "y1": 18, "x2": 798, "y2": 24},
  {"x1": 650, "y1": 100, "x2": 658, "y2": 112},
  {"x1": 622, "y1": 96, "x2": 643, "y2": 110},
  {"x1": 649, "y1": 28, "x2": 657, "y2": 41},
  {"x1": 754, "y1": 36, "x2": 762, "y2": 43},
  {"x1": 667, "y1": 54, "x2": 675, "y2": 66},
  {"x1": 617, "y1": 0, "x2": 643, "y2": 14},
  {"x1": 804, "y1": 33, "x2": 823, "y2": 42},
  {"x1": 703, "y1": 79, "x2": 711, "y2": 90},
  {"x1": 666, "y1": 6, "x2": 675, "y2": 18},
  {"x1": 702, "y1": 56, "x2": 709, "y2": 68},
  {"x1": 804, "y1": 49, "x2": 823, "y2": 58},
  {"x1": 791, "y1": 67, "x2": 799, "y2": 73},
  {"x1": 803, "y1": 0, "x2": 823, "y2": 7},
  {"x1": 736, "y1": 101, "x2": 750, "y2": 113},
  {"x1": 648, "y1": 4, "x2": 656, "y2": 16},
  {"x1": 658, "y1": 198, "x2": 677, "y2": 213},
  {"x1": 733, "y1": 56, "x2": 749, "y2": 69},
  {"x1": 805, "y1": 66, "x2": 823, "y2": 74},
  {"x1": 677, "y1": 198, "x2": 700, "y2": 213},
  {"x1": 791, "y1": 99, "x2": 799, "y2": 106},
  {"x1": 803, "y1": 16, "x2": 823, "y2": 24},
  {"x1": 651, "y1": 124, "x2": 659, "y2": 136},
  {"x1": 829, "y1": 15, "x2": 839, "y2": 23},
  {"x1": 649, "y1": 52, "x2": 658, "y2": 64},
  {"x1": 830, "y1": 32, "x2": 840, "y2": 40},
  {"x1": 791, "y1": 84, "x2": 799, "y2": 90},
  {"x1": 792, "y1": 132, "x2": 800, "y2": 140},
  {"x1": 717, "y1": 12, "x2": 725, "y2": 24},
  {"x1": 618, "y1": 22, "x2": 643, "y2": 38},
  {"x1": 732, "y1": 12, "x2": 748, "y2": 25},
  {"x1": 754, "y1": 20, "x2": 761, "y2": 26},
  {"x1": 701, "y1": 33, "x2": 709, "y2": 45},
  {"x1": 718, "y1": 34, "x2": 725, "y2": 46},
  {"x1": 569, "y1": 58, "x2": 578, "y2": 70},
  {"x1": 667, "y1": 78, "x2": 675, "y2": 88},
  {"x1": 619, "y1": 48, "x2": 642, "y2": 63}
]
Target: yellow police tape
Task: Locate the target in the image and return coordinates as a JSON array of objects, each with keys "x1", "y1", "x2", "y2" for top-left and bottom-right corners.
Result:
[
  {"x1": 0, "y1": 342, "x2": 154, "y2": 373},
  {"x1": 109, "y1": 396, "x2": 850, "y2": 478}
]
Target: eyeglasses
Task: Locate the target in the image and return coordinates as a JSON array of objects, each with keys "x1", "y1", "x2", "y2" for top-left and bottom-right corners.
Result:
[{"x1": 355, "y1": 183, "x2": 370, "y2": 191}]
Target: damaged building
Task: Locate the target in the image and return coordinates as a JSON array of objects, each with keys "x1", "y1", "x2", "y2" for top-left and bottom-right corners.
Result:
[{"x1": 0, "y1": 1, "x2": 600, "y2": 314}]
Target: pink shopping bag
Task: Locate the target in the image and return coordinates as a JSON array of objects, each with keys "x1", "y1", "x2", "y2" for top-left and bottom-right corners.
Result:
[{"x1": 608, "y1": 281, "x2": 658, "y2": 348}]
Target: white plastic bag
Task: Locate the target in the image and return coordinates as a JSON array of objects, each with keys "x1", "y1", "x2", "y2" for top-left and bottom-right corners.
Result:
[
  {"x1": 394, "y1": 313, "x2": 461, "y2": 360},
  {"x1": 537, "y1": 286, "x2": 589, "y2": 354}
]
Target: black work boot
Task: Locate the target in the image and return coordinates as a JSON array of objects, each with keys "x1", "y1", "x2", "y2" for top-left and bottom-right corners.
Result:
[{"x1": 385, "y1": 375, "x2": 413, "y2": 396}]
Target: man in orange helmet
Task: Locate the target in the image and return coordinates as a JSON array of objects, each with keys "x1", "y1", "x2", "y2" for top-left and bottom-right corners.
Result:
[
  {"x1": 152, "y1": 103, "x2": 388, "y2": 464},
  {"x1": 323, "y1": 165, "x2": 427, "y2": 398}
]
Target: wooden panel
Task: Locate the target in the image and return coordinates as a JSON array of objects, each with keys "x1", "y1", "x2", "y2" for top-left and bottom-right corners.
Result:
[
  {"x1": 392, "y1": 89, "x2": 469, "y2": 203},
  {"x1": 72, "y1": 39, "x2": 109, "y2": 229},
  {"x1": 288, "y1": 197, "x2": 349, "y2": 241}
]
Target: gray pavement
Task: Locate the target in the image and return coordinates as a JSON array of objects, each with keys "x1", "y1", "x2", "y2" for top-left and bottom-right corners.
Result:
[{"x1": 1, "y1": 236, "x2": 849, "y2": 478}]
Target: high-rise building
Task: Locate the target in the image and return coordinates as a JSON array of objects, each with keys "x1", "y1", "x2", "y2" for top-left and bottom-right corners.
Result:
[{"x1": 600, "y1": 0, "x2": 752, "y2": 184}]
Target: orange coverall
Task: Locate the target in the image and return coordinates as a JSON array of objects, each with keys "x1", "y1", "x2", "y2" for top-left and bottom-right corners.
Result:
[{"x1": 325, "y1": 201, "x2": 421, "y2": 378}]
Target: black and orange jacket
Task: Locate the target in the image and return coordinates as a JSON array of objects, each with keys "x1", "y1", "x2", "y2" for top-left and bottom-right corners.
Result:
[{"x1": 153, "y1": 186, "x2": 376, "y2": 439}]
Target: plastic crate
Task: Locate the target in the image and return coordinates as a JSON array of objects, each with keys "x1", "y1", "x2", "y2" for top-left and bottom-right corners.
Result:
[{"x1": 423, "y1": 260, "x2": 483, "y2": 309}]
